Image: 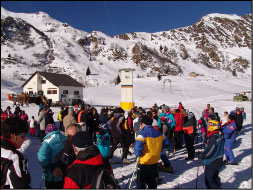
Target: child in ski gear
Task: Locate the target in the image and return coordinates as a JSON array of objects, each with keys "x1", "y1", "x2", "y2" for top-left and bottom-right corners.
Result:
[
  {"x1": 200, "y1": 115, "x2": 224, "y2": 189},
  {"x1": 29, "y1": 116, "x2": 36, "y2": 136},
  {"x1": 221, "y1": 114, "x2": 237, "y2": 164},
  {"x1": 37, "y1": 129, "x2": 67, "y2": 189},
  {"x1": 134, "y1": 116, "x2": 163, "y2": 189},
  {"x1": 182, "y1": 111, "x2": 196, "y2": 160},
  {"x1": 96, "y1": 124, "x2": 111, "y2": 171},
  {"x1": 63, "y1": 131, "x2": 119, "y2": 189},
  {"x1": 1, "y1": 117, "x2": 31, "y2": 189}
]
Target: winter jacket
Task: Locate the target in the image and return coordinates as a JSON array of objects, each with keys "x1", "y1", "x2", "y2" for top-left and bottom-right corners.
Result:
[
  {"x1": 38, "y1": 110, "x2": 46, "y2": 130},
  {"x1": 182, "y1": 117, "x2": 196, "y2": 136},
  {"x1": 158, "y1": 112, "x2": 175, "y2": 130},
  {"x1": 133, "y1": 117, "x2": 141, "y2": 136},
  {"x1": 134, "y1": 125, "x2": 163, "y2": 165},
  {"x1": 37, "y1": 131, "x2": 67, "y2": 182},
  {"x1": 78, "y1": 109, "x2": 88, "y2": 123},
  {"x1": 242, "y1": 111, "x2": 246, "y2": 121},
  {"x1": 99, "y1": 113, "x2": 108, "y2": 125},
  {"x1": 63, "y1": 145, "x2": 118, "y2": 189},
  {"x1": 57, "y1": 109, "x2": 63, "y2": 121},
  {"x1": 222, "y1": 120, "x2": 237, "y2": 141},
  {"x1": 110, "y1": 113, "x2": 125, "y2": 138},
  {"x1": 234, "y1": 114, "x2": 243, "y2": 130},
  {"x1": 198, "y1": 116, "x2": 208, "y2": 133},
  {"x1": 96, "y1": 131, "x2": 110, "y2": 158},
  {"x1": 200, "y1": 132, "x2": 224, "y2": 166},
  {"x1": 63, "y1": 110, "x2": 77, "y2": 131},
  {"x1": 30, "y1": 118, "x2": 36, "y2": 128},
  {"x1": 45, "y1": 113, "x2": 55, "y2": 127},
  {"x1": 125, "y1": 116, "x2": 134, "y2": 133},
  {"x1": 20, "y1": 113, "x2": 28, "y2": 122},
  {"x1": 174, "y1": 112, "x2": 184, "y2": 132},
  {"x1": 1, "y1": 112, "x2": 14, "y2": 122},
  {"x1": 1, "y1": 137, "x2": 31, "y2": 189}
]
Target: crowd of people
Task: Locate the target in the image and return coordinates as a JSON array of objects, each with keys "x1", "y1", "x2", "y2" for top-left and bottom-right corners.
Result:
[{"x1": 1, "y1": 102, "x2": 247, "y2": 189}]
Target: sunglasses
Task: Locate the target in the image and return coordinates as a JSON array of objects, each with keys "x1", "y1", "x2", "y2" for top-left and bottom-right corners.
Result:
[{"x1": 18, "y1": 133, "x2": 26, "y2": 139}]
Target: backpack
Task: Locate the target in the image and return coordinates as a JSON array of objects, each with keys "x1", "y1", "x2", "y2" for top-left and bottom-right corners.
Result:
[{"x1": 90, "y1": 167, "x2": 120, "y2": 189}]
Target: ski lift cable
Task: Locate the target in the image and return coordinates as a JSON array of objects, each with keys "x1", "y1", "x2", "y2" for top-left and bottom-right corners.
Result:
[
  {"x1": 75, "y1": 1, "x2": 97, "y2": 31},
  {"x1": 49, "y1": 2, "x2": 72, "y2": 25},
  {"x1": 103, "y1": 1, "x2": 116, "y2": 36}
]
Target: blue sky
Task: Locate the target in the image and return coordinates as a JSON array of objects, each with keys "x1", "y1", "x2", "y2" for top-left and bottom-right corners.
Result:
[{"x1": 1, "y1": 1, "x2": 251, "y2": 36}]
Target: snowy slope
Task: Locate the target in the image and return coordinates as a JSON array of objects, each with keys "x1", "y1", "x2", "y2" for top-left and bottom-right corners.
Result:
[
  {"x1": 1, "y1": 74, "x2": 251, "y2": 188},
  {"x1": 1, "y1": 7, "x2": 252, "y2": 88}
]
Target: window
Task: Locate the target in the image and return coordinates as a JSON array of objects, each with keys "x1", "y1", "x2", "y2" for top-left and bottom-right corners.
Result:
[
  {"x1": 29, "y1": 91, "x2": 33, "y2": 94},
  {"x1": 74, "y1": 91, "x2": 79, "y2": 95},
  {"x1": 63, "y1": 90, "x2": 68, "y2": 94},
  {"x1": 42, "y1": 80, "x2": 46, "y2": 84},
  {"x1": 47, "y1": 90, "x2": 57, "y2": 94}
]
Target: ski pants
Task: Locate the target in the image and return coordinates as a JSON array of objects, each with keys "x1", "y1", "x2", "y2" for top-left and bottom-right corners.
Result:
[
  {"x1": 174, "y1": 131, "x2": 183, "y2": 149},
  {"x1": 184, "y1": 134, "x2": 195, "y2": 159},
  {"x1": 224, "y1": 139, "x2": 235, "y2": 163},
  {"x1": 136, "y1": 163, "x2": 158, "y2": 189},
  {"x1": 110, "y1": 136, "x2": 128, "y2": 160},
  {"x1": 204, "y1": 163, "x2": 222, "y2": 189}
]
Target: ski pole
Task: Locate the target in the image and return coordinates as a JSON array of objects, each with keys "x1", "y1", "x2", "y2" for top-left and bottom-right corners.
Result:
[
  {"x1": 173, "y1": 130, "x2": 176, "y2": 161},
  {"x1": 128, "y1": 157, "x2": 140, "y2": 189}
]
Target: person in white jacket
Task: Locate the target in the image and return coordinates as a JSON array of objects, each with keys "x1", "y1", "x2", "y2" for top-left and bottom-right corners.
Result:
[
  {"x1": 29, "y1": 116, "x2": 36, "y2": 136},
  {"x1": 133, "y1": 112, "x2": 141, "y2": 138}
]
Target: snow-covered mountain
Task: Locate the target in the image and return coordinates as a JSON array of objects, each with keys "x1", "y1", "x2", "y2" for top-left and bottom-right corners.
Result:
[{"x1": 1, "y1": 7, "x2": 252, "y2": 88}]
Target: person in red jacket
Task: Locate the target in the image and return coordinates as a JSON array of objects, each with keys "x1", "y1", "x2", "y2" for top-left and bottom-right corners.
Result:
[
  {"x1": 63, "y1": 131, "x2": 119, "y2": 189},
  {"x1": 174, "y1": 108, "x2": 185, "y2": 149},
  {"x1": 1, "y1": 106, "x2": 14, "y2": 122}
]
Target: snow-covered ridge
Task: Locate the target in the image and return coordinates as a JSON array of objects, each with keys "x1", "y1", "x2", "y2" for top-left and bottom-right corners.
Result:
[{"x1": 1, "y1": 7, "x2": 251, "y2": 90}]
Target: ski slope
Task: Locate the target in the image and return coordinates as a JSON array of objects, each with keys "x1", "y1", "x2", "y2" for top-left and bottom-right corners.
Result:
[{"x1": 1, "y1": 74, "x2": 252, "y2": 189}]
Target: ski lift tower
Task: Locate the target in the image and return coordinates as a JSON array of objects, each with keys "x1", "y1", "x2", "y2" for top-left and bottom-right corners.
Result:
[{"x1": 119, "y1": 68, "x2": 135, "y2": 110}]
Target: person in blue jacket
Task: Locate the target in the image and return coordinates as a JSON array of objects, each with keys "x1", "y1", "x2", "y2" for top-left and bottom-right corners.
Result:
[
  {"x1": 96, "y1": 123, "x2": 111, "y2": 172},
  {"x1": 134, "y1": 116, "x2": 163, "y2": 189},
  {"x1": 221, "y1": 114, "x2": 237, "y2": 164},
  {"x1": 37, "y1": 129, "x2": 67, "y2": 189},
  {"x1": 158, "y1": 105, "x2": 175, "y2": 152},
  {"x1": 200, "y1": 116, "x2": 224, "y2": 189}
]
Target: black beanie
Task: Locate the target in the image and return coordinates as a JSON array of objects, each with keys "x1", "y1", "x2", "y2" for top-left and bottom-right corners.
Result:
[
  {"x1": 72, "y1": 131, "x2": 93, "y2": 148},
  {"x1": 139, "y1": 115, "x2": 153, "y2": 125}
]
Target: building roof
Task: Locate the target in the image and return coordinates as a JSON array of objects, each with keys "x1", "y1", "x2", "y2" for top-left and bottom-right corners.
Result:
[{"x1": 22, "y1": 72, "x2": 84, "y2": 88}]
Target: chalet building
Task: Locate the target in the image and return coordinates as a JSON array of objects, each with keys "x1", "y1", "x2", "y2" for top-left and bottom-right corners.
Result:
[{"x1": 22, "y1": 72, "x2": 84, "y2": 105}]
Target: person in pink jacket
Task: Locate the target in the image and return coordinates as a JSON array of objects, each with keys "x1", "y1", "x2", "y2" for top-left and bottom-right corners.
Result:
[{"x1": 20, "y1": 110, "x2": 28, "y2": 123}]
